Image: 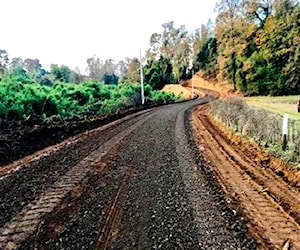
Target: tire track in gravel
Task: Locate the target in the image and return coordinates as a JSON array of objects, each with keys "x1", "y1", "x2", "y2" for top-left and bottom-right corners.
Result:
[
  {"x1": 0, "y1": 110, "x2": 152, "y2": 228},
  {"x1": 175, "y1": 109, "x2": 254, "y2": 249},
  {"x1": 191, "y1": 105, "x2": 300, "y2": 249},
  {"x1": 0, "y1": 93, "x2": 259, "y2": 249},
  {"x1": 0, "y1": 110, "x2": 156, "y2": 249},
  {"x1": 99, "y1": 100, "x2": 255, "y2": 249}
]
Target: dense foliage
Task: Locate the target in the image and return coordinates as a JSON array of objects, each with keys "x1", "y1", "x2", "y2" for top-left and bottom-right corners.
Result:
[
  {"x1": 1, "y1": 0, "x2": 298, "y2": 124},
  {"x1": 0, "y1": 69, "x2": 182, "y2": 124},
  {"x1": 194, "y1": 0, "x2": 300, "y2": 96},
  {"x1": 143, "y1": 0, "x2": 299, "y2": 96}
]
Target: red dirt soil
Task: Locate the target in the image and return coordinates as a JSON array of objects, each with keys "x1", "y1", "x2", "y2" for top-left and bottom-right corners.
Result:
[{"x1": 188, "y1": 74, "x2": 300, "y2": 249}]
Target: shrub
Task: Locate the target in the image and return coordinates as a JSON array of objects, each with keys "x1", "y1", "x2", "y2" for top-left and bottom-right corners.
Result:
[{"x1": 0, "y1": 77, "x2": 182, "y2": 124}]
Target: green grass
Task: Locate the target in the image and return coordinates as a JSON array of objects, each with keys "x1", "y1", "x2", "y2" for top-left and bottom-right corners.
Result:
[{"x1": 246, "y1": 95, "x2": 300, "y2": 120}]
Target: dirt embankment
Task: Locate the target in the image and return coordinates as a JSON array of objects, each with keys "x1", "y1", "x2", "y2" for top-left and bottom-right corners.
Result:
[
  {"x1": 162, "y1": 84, "x2": 194, "y2": 100},
  {"x1": 184, "y1": 73, "x2": 239, "y2": 98},
  {"x1": 191, "y1": 104, "x2": 300, "y2": 249},
  {"x1": 0, "y1": 101, "x2": 176, "y2": 168},
  {"x1": 163, "y1": 73, "x2": 239, "y2": 100}
]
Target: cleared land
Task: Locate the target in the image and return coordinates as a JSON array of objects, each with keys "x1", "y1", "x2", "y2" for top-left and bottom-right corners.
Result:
[{"x1": 246, "y1": 96, "x2": 300, "y2": 120}]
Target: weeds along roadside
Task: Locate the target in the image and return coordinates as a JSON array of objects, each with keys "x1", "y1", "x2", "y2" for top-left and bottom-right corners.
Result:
[
  {"x1": 210, "y1": 98, "x2": 300, "y2": 169},
  {"x1": 0, "y1": 80, "x2": 183, "y2": 127}
]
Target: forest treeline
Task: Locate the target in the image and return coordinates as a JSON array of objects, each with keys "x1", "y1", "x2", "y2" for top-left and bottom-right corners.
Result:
[
  {"x1": 144, "y1": 0, "x2": 299, "y2": 96},
  {"x1": 0, "y1": 0, "x2": 299, "y2": 125},
  {"x1": 204, "y1": 0, "x2": 299, "y2": 96},
  {"x1": 1, "y1": 0, "x2": 298, "y2": 97},
  {"x1": 0, "y1": 57, "x2": 181, "y2": 124}
]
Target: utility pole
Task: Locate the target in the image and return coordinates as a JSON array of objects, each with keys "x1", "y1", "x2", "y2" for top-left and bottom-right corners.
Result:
[
  {"x1": 192, "y1": 69, "x2": 195, "y2": 99},
  {"x1": 140, "y1": 50, "x2": 145, "y2": 105}
]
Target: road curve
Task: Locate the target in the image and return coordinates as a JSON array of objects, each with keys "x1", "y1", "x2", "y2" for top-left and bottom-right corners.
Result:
[{"x1": 0, "y1": 95, "x2": 256, "y2": 249}]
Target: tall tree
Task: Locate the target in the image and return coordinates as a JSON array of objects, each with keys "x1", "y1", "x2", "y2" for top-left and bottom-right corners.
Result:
[
  {"x1": 192, "y1": 20, "x2": 217, "y2": 77},
  {"x1": 191, "y1": 21, "x2": 213, "y2": 62},
  {"x1": 215, "y1": 0, "x2": 256, "y2": 90},
  {"x1": 0, "y1": 50, "x2": 9, "y2": 77},
  {"x1": 195, "y1": 37, "x2": 218, "y2": 78},
  {"x1": 86, "y1": 56, "x2": 105, "y2": 81},
  {"x1": 173, "y1": 26, "x2": 191, "y2": 81},
  {"x1": 147, "y1": 22, "x2": 193, "y2": 83},
  {"x1": 148, "y1": 33, "x2": 162, "y2": 60},
  {"x1": 50, "y1": 64, "x2": 71, "y2": 83},
  {"x1": 9, "y1": 57, "x2": 23, "y2": 70},
  {"x1": 127, "y1": 58, "x2": 140, "y2": 83}
]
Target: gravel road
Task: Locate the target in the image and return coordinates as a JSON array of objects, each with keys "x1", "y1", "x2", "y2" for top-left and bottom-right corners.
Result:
[{"x1": 0, "y1": 96, "x2": 256, "y2": 249}]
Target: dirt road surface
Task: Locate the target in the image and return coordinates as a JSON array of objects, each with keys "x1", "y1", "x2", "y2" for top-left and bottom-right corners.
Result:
[{"x1": 0, "y1": 92, "x2": 257, "y2": 249}]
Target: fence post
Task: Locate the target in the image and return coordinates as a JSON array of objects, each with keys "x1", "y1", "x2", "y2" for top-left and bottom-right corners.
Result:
[{"x1": 282, "y1": 114, "x2": 289, "y2": 150}]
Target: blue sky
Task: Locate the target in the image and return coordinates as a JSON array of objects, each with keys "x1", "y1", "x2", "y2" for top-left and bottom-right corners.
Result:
[{"x1": 1, "y1": 0, "x2": 217, "y2": 73}]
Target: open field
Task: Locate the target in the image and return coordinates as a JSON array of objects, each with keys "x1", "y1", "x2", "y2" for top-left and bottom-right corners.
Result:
[{"x1": 246, "y1": 96, "x2": 300, "y2": 120}]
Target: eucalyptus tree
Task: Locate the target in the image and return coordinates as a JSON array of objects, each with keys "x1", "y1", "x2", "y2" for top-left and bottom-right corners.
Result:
[{"x1": 0, "y1": 50, "x2": 9, "y2": 77}]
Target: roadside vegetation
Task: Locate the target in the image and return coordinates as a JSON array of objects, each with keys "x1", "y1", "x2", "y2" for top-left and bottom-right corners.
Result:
[
  {"x1": 0, "y1": 67, "x2": 181, "y2": 126},
  {"x1": 0, "y1": 0, "x2": 299, "y2": 129},
  {"x1": 210, "y1": 98, "x2": 300, "y2": 168}
]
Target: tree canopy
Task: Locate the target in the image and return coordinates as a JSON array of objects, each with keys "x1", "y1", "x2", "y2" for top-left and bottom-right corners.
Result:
[{"x1": 1, "y1": 1, "x2": 299, "y2": 96}]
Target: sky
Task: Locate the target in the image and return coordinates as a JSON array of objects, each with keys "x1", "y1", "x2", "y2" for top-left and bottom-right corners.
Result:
[{"x1": 1, "y1": 0, "x2": 217, "y2": 73}]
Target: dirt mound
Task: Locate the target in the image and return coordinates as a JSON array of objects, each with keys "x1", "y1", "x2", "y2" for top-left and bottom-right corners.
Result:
[
  {"x1": 0, "y1": 113, "x2": 126, "y2": 167},
  {"x1": 163, "y1": 73, "x2": 240, "y2": 100},
  {"x1": 162, "y1": 84, "x2": 192, "y2": 100}
]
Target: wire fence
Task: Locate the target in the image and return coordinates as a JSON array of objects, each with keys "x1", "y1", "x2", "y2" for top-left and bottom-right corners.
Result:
[{"x1": 210, "y1": 98, "x2": 300, "y2": 165}]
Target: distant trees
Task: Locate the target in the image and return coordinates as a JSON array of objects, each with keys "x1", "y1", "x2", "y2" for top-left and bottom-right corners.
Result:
[
  {"x1": 144, "y1": 56, "x2": 173, "y2": 90},
  {"x1": 50, "y1": 64, "x2": 71, "y2": 83},
  {"x1": 0, "y1": 50, "x2": 9, "y2": 78},
  {"x1": 86, "y1": 56, "x2": 105, "y2": 81},
  {"x1": 126, "y1": 58, "x2": 140, "y2": 83},
  {"x1": 86, "y1": 56, "x2": 118, "y2": 84},
  {"x1": 146, "y1": 21, "x2": 192, "y2": 87},
  {"x1": 191, "y1": 0, "x2": 300, "y2": 96},
  {"x1": 24, "y1": 58, "x2": 42, "y2": 73},
  {"x1": 10, "y1": 57, "x2": 23, "y2": 70}
]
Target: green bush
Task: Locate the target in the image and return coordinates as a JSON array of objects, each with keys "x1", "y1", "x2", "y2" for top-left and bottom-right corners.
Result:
[{"x1": 0, "y1": 77, "x2": 182, "y2": 124}]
